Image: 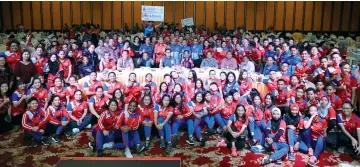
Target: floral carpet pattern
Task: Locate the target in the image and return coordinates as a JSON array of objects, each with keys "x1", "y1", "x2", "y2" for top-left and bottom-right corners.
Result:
[{"x1": 0, "y1": 129, "x2": 359, "y2": 167}]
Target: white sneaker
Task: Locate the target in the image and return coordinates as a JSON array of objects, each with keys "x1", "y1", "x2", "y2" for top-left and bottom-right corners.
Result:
[
  {"x1": 103, "y1": 142, "x2": 114, "y2": 149},
  {"x1": 85, "y1": 124, "x2": 92, "y2": 129},
  {"x1": 72, "y1": 128, "x2": 80, "y2": 134},
  {"x1": 124, "y1": 148, "x2": 133, "y2": 158}
]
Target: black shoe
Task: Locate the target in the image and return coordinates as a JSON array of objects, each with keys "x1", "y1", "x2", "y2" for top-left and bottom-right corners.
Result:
[
  {"x1": 172, "y1": 135, "x2": 178, "y2": 147},
  {"x1": 31, "y1": 138, "x2": 38, "y2": 147},
  {"x1": 88, "y1": 142, "x2": 96, "y2": 152},
  {"x1": 186, "y1": 136, "x2": 195, "y2": 145},
  {"x1": 200, "y1": 137, "x2": 208, "y2": 147},
  {"x1": 261, "y1": 158, "x2": 270, "y2": 166},
  {"x1": 64, "y1": 131, "x2": 73, "y2": 137},
  {"x1": 160, "y1": 139, "x2": 166, "y2": 149},
  {"x1": 205, "y1": 128, "x2": 216, "y2": 136},
  {"x1": 97, "y1": 150, "x2": 104, "y2": 157},
  {"x1": 41, "y1": 137, "x2": 50, "y2": 146},
  {"x1": 145, "y1": 140, "x2": 151, "y2": 150},
  {"x1": 248, "y1": 139, "x2": 257, "y2": 147},
  {"x1": 51, "y1": 134, "x2": 61, "y2": 143},
  {"x1": 136, "y1": 144, "x2": 145, "y2": 153},
  {"x1": 166, "y1": 143, "x2": 172, "y2": 155}
]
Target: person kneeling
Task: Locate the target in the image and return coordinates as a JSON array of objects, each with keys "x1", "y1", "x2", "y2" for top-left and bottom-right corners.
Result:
[{"x1": 22, "y1": 98, "x2": 50, "y2": 147}]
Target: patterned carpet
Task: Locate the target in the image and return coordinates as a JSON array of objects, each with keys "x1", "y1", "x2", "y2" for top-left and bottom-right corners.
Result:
[{"x1": 0, "y1": 129, "x2": 359, "y2": 167}]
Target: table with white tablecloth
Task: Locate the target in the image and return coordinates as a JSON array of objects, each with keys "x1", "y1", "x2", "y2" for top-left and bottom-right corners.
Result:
[{"x1": 78, "y1": 67, "x2": 270, "y2": 95}]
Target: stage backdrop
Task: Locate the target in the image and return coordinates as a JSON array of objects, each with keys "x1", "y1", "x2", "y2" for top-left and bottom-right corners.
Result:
[{"x1": 1, "y1": 1, "x2": 360, "y2": 33}]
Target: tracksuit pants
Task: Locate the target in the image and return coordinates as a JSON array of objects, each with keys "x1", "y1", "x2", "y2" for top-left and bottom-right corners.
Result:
[
  {"x1": 158, "y1": 117, "x2": 171, "y2": 142},
  {"x1": 214, "y1": 113, "x2": 229, "y2": 129},
  {"x1": 92, "y1": 128, "x2": 115, "y2": 151},
  {"x1": 172, "y1": 119, "x2": 194, "y2": 136},
  {"x1": 143, "y1": 118, "x2": 152, "y2": 139},
  {"x1": 204, "y1": 115, "x2": 215, "y2": 129},
  {"x1": 287, "y1": 129, "x2": 308, "y2": 153},
  {"x1": 113, "y1": 129, "x2": 140, "y2": 149},
  {"x1": 265, "y1": 134, "x2": 289, "y2": 161},
  {"x1": 249, "y1": 119, "x2": 266, "y2": 146},
  {"x1": 302, "y1": 129, "x2": 326, "y2": 158},
  {"x1": 68, "y1": 115, "x2": 92, "y2": 131}
]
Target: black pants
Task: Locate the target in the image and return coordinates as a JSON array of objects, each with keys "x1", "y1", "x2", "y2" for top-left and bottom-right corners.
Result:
[
  {"x1": 0, "y1": 113, "x2": 13, "y2": 134},
  {"x1": 224, "y1": 125, "x2": 247, "y2": 149},
  {"x1": 12, "y1": 114, "x2": 23, "y2": 126},
  {"x1": 91, "y1": 115, "x2": 98, "y2": 126},
  {"x1": 193, "y1": 58, "x2": 202, "y2": 68}
]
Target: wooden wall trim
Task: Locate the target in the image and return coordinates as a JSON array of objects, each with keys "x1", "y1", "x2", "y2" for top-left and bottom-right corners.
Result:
[
  {"x1": 320, "y1": 2, "x2": 325, "y2": 33},
  {"x1": 40, "y1": 2, "x2": 43, "y2": 30},
  {"x1": 91, "y1": 2, "x2": 93, "y2": 24},
  {"x1": 302, "y1": 2, "x2": 305, "y2": 32},
  {"x1": 204, "y1": 1, "x2": 207, "y2": 27},
  {"x1": 273, "y1": 2, "x2": 276, "y2": 29},
  {"x1": 234, "y1": 1, "x2": 237, "y2": 29},
  {"x1": 70, "y1": 2, "x2": 73, "y2": 24},
  {"x1": 348, "y1": 2, "x2": 353, "y2": 33},
  {"x1": 1, "y1": 1, "x2": 360, "y2": 32},
  {"x1": 0, "y1": 2, "x2": 3, "y2": 29},
  {"x1": 264, "y1": 2, "x2": 267, "y2": 30},
  {"x1": 292, "y1": 1, "x2": 296, "y2": 31},
  {"x1": 282, "y1": 2, "x2": 285, "y2": 31},
  {"x1": 330, "y1": 1, "x2": 334, "y2": 32},
  {"x1": 20, "y1": 2, "x2": 24, "y2": 26},
  {"x1": 172, "y1": 2, "x2": 175, "y2": 23},
  {"x1": 338, "y1": 1, "x2": 344, "y2": 34},
  {"x1": 244, "y1": 1, "x2": 247, "y2": 29},
  {"x1": 254, "y1": 2, "x2": 257, "y2": 32},
  {"x1": 50, "y1": 2, "x2": 53, "y2": 30},
  {"x1": 9, "y1": 2, "x2": 13, "y2": 29}
]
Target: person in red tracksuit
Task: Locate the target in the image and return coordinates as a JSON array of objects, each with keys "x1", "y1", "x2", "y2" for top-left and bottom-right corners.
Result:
[
  {"x1": 83, "y1": 72, "x2": 103, "y2": 99},
  {"x1": 11, "y1": 81, "x2": 27, "y2": 125},
  {"x1": 65, "y1": 76, "x2": 81, "y2": 104},
  {"x1": 155, "y1": 82, "x2": 169, "y2": 104},
  {"x1": 114, "y1": 100, "x2": 145, "y2": 158},
  {"x1": 154, "y1": 94, "x2": 174, "y2": 154},
  {"x1": 58, "y1": 50, "x2": 72, "y2": 81},
  {"x1": 66, "y1": 90, "x2": 91, "y2": 135},
  {"x1": 171, "y1": 92, "x2": 193, "y2": 146},
  {"x1": 22, "y1": 98, "x2": 50, "y2": 147},
  {"x1": 49, "y1": 77, "x2": 67, "y2": 107},
  {"x1": 103, "y1": 72, "x2": 125, "y2": 99},
  {"x1": 89, "y1": 99, "x2": 121, "y2": 157},
  {"x1": 89, "y1": 86, "x2": 109, "y2": 124},
  {"x1": 138, "y1": 95, "x2": 154, "y2": 150},
  {"x1": 47, "y1": 95, "x2": 70, "y2": 143},
  {"x1": 27, "y1": 77, "x2": 49, "y2": 109},
  {"x1": 217, "y1": 104, "x2": 248, "y2": 156},
  {"x1": 112, "y1": 88, "x2": 126, "y2": 112},
  {"x1": 124, "y1": 73, "x2": 144, "y2": 104}
]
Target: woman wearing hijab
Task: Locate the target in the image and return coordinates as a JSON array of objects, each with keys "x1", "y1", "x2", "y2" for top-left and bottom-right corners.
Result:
[
  {"x1": 283, "y1": 104, "x2": 307, "y2": 161},
  {"x1": 261, "y1": 107, "x2": 289, "y2": 165}
]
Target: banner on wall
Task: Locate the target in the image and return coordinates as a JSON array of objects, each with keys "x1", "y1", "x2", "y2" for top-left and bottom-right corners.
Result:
[
  {"x1": 141, "y1": 5, "x2": 164, "y2": 22},
  {"x1": 181, "y1": 18, "x2": 194, "y2": 26}
]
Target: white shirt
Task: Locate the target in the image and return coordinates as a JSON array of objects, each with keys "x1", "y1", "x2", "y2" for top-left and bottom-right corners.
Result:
[{"x1": 239, "y1": 61, "x2": 255, "y2": 73}]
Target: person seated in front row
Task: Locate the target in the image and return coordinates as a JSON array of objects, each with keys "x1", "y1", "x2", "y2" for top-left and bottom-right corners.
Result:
[{"x1": 261, "y1": 107, "x2": 289, "y2": 165}]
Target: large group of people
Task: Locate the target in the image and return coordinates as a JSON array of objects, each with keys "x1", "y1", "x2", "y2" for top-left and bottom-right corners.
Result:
[{"x1": 0, "y1": 21, "x2": 360, "y2": 166}]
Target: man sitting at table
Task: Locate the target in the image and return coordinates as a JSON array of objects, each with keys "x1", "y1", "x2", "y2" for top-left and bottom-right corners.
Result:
[
  {"x1": 220, "y1": 51, "x2": 237, "y2": 70},
  {"x1": 200, "y1": 51, "x2": 218, "y2": 68},
  {"x1": 137, "y1": 52, "x2": 154, "y2": 68},
  {"x1": 117, "y1": 50, "x2": 134, "y2": 70},
  {"x1": 159, "y1": 49, "x2": 175, "y2": 68}
]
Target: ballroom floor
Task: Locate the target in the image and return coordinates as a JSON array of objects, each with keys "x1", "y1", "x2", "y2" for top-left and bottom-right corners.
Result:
[{"x1": 0, "y1": 129, "x2": 359, "y2": 167}]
